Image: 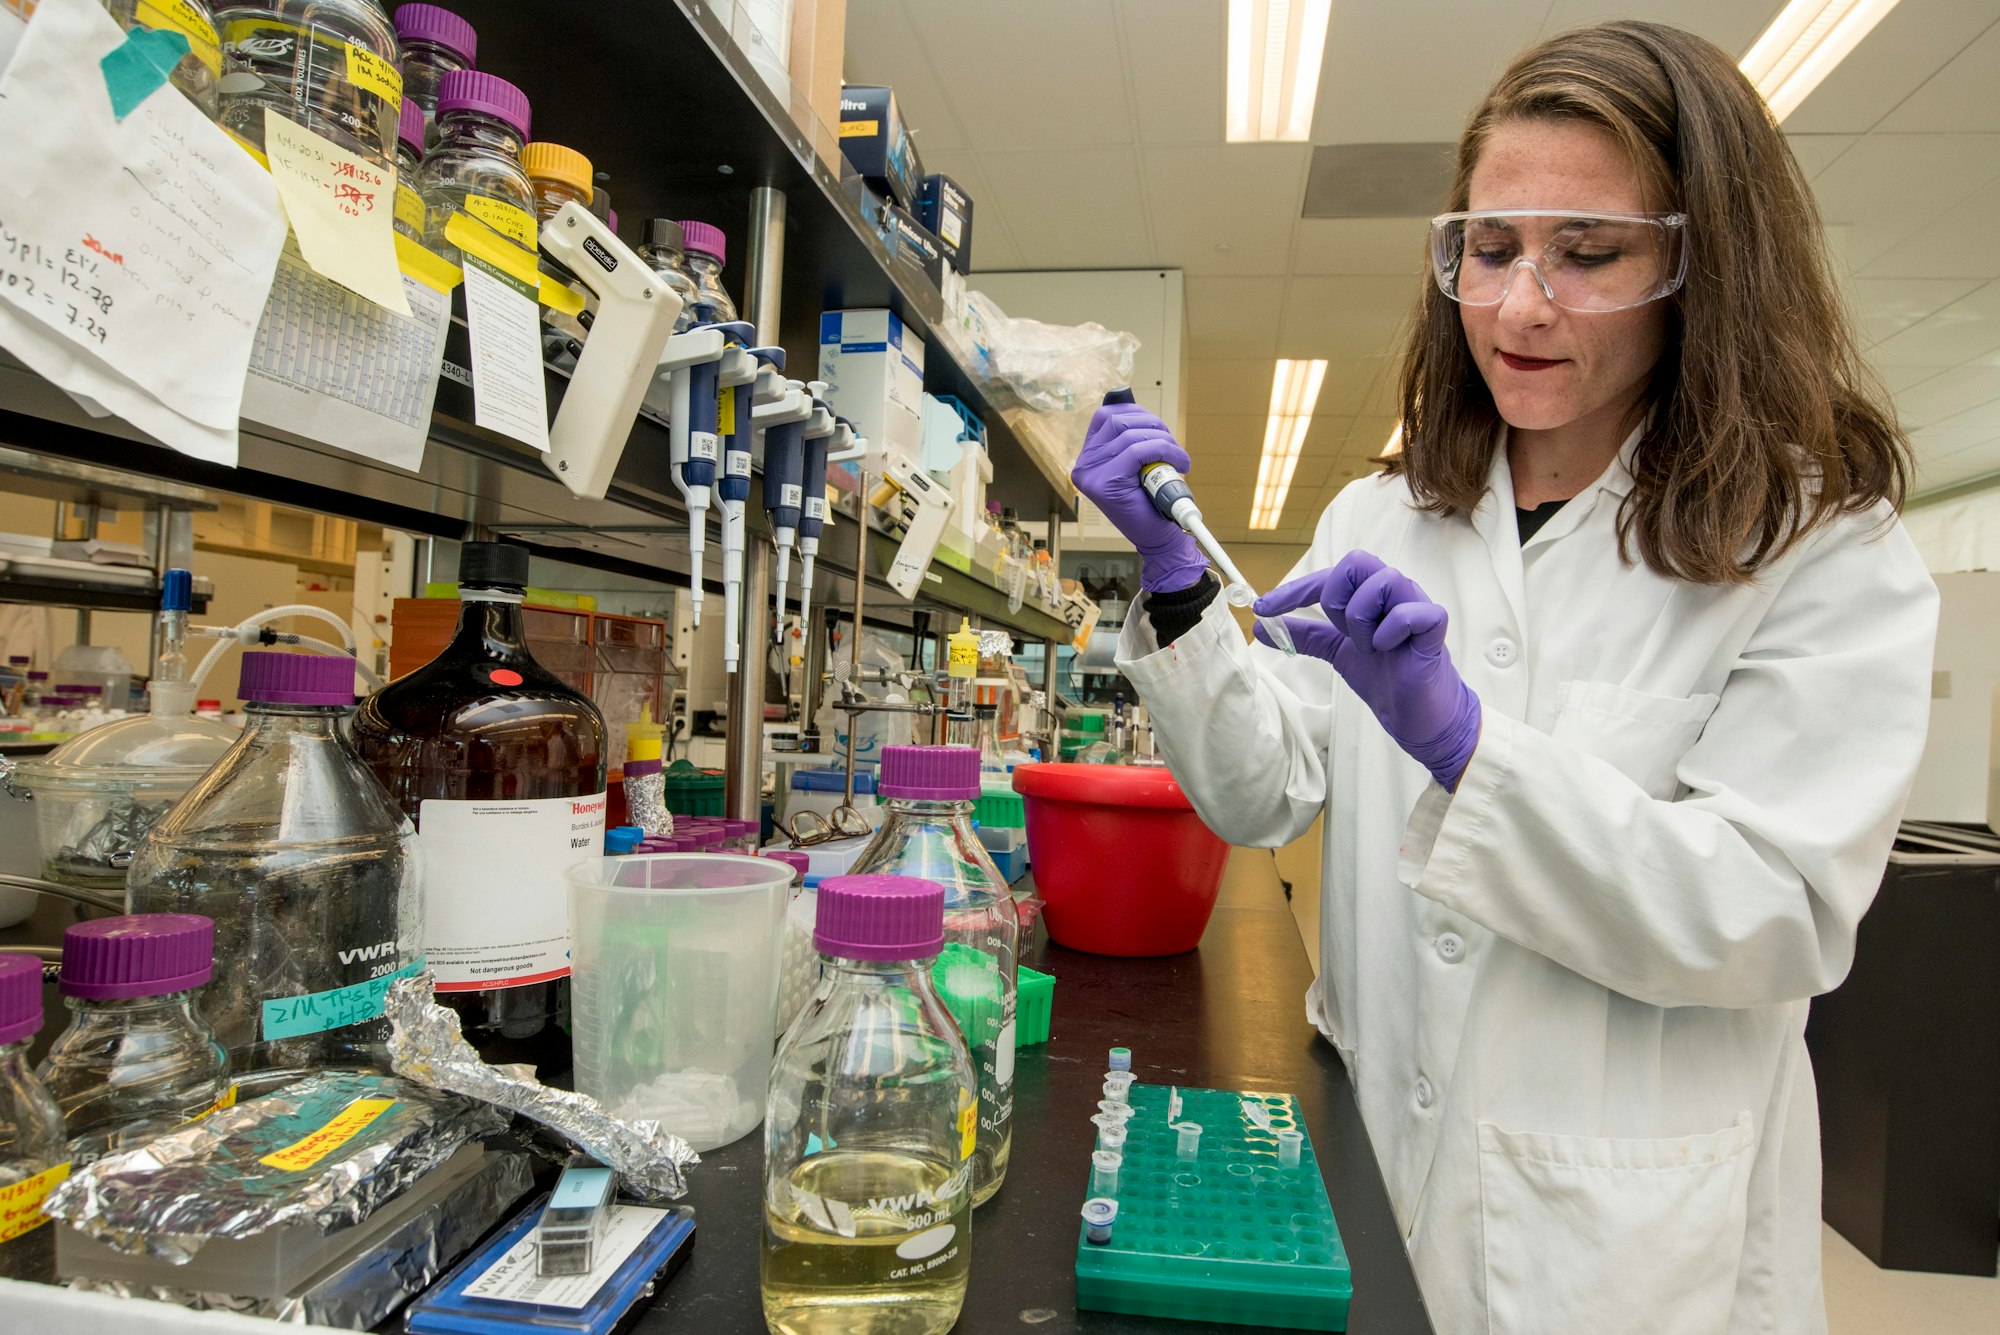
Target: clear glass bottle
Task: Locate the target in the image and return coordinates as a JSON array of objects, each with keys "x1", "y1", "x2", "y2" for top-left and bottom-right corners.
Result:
[
  {"x1": 639, "y1": 219, "x2": 702, "y2": 334},
  {"x1": 102, "y1": 0, "x2": 222, "y2": 118},
  {"x1": 37, "y1": 914, "x2": 228, "y2": 1166},
  {"x1": 351, "y1": 543, "x2": 608, "y2": 1079},
  {"x1": 0, "y1": 956, "x2": 65, "y2": 1283},
  {"x1": 846, "y1": 745, "x2": 1017, "y2": 1207},
  {"x1": 522, "y1": 141, "x2": 593, "y2": 226},
  {"x1": 762, "y1": 874, "x2": 974, "y2": 1335},
  {"x1": 418, "y1": 69, "x2": 534, "y2": 262},
  {"x1": 127, "y1": 653, "x2": 422, "y2": 1081},
  {"x1": 394, "y1": 98, "x2": 427, "y2": 243},
  {"x1": 390, "y1": 2, "x2": 474, "y2": 149},
  {"x1": 216, "y1": 0, "x2": 402, "y2": 169},
  {"x1": 679, "y1": 220, "x2": 737, "y2": 323}
]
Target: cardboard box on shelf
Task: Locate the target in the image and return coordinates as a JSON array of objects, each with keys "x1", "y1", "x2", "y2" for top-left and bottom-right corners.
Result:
[
  {"x1": 839, "y1": 85, "x2": 924, "y2": 208},
  {"x1": 888, "y1": 206, "x2": 945, "y2": 291},
  {"x1": 790, "y1": 0, "x2": 847, "y2": 169},
  {"x1": 916, "y1": 174, "x2": 973, "y2": 274},
  {"x1": 818, "y1": 309, "x2": 926, "y2": 467}
]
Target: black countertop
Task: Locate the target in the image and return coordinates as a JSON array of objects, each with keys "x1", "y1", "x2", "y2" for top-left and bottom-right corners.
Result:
[{"x1": 640, "y1": 871, "x2": 1435, "y2": 1335}]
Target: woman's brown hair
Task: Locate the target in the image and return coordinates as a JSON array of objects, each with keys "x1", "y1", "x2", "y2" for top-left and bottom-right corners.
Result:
[{"x1": 1389, "y1": 20, "x2": 1909, "y2": 584}]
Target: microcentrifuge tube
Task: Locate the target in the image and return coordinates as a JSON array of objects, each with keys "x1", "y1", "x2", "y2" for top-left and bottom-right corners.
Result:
[
  {"x1": 1081, "y1": 1197, "x2": 1118, "y2": 1245},
  {"x1": 1176, "y1": 1122, "x2": 1203, "y2": 1161},
  {"x1": 1091, "y1": 1149, "x2": 1122, "y2": 1197},
  {"x1": 1097, "y1": 1099, "x2": 1134, "y2": 1123},
  {"x1": 1169, "y1": 1087, "x2": 1183, "y2": 1122},
  {"x1": 1102, "y1": 1073, "x2": 1134, "y2": 1103},
  {"x1": 1108, "y1": 1047, "x2": 1132, "y2": 1072},
  {"x1": 1277, "y1": 1128, "x2": 1303, "y2": 1168},
  {"x1": 1092, "y1": 1116, "x2": 1128, "y2": 1154}
]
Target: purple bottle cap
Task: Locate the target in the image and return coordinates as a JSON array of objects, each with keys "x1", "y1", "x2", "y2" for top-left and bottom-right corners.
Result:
[
  {"x1": 60, "y1": 914, "x2": 215, "y2": 1000},
  {"x1": 690, "y1": 828, "x2": 723, "y2": 849},
  {"x1": 238, "y1": 651, "x2": 356, "y2": 706},
  {"x1": 761, "y1": 849, "x2": 811, "y2": 880},
  {"x1": 436, "y1": 69, "x2": 530, "y2": 140},
  {"x1": 624, "y1": 757, "x2": 662, "y2": 779},
  {"x1": 679, "y1": 220, "x2": 725, "y2": 264},
  {"x1": 0, "y1": 955, "x2": 44, "y2": 1045},
  {"x1": 878, "y1": 745, "x2": 980, "y2": 801},
  {"x1": 398, "y1": 98, "x2": 425, "y2": 157},
  {"x1": 27, "y1": 671, "x2": 47, "y2": 681},
  {"x1": 638, "y1": 837, "x2": 684, "y2": 852},
  {"x1": 815, "y1": 874, "x2": 945, "y2": 961},
  {"x1": 394, "y1": 4, "x2": 477, "y2": 63},
  {"x1": 723, "y1": 819, "x2": 759, "y2": 839}
]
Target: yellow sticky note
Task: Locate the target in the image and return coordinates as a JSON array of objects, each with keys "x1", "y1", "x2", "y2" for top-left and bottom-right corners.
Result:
[
  {"x1": 258, "y1": 1096, "x2": 398, "y2": 1172},
  {"x1": 0, "y1": 1162, "x2": 69, "y2": 1243},
  {"x1": 262, "y1": 108, "x2": 410, "y2": 317}
]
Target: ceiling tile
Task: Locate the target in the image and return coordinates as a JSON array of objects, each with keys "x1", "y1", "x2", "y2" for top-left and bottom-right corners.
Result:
[
  {"x1": 843, "y1": 0, "x2": 968, "y2": 152},
  {"x1": 1785, "y1": 134, "x2": 1858, "y2": 182},
  {"x1": 1144, "y1": 144, "x2": 1309, "y2": 275},
  {"x1": 1874, "y1": 9, "x2": 2000, "y2": 134},
  {"x1": 1910, "y1": 400, "x2": 2000, "y2": 457},
  {"x1": 1808, "y1": 134, "x2": 2000, "y2": 272},
  {"x1": 1878, "y1": 365, "x2": 1946, "y2": 395},
  {"x1": 1870, "y1": 281, "x2": 2000, "y2": 369},
  {"x1": 1783, "y1": 0, "x2": 1999, "y2": 135},
  {"x1": 1185, "y1": 414, "x2": 1270, "y2": 457},
  {"x1": 1539, "y1": 1, "x2": 1786, "y2": 53},
  {"x1": 1916, "y1": 440, "x2": 2000, "y2": 492},
  {"x1": 1290, "y1": 218, "x2": 1429, "y2": 277},
  {"x1": 1345, "y1": 415, "x2": 1402, "y2": 455},
  {"x1": 975, "y1": 148, "x2": 1151, "y2": 269},
  {"x1": 1843, "y1": 277, "x2": 1986, "y2": 348},
  {"x1": 1290, "y1": 453, "x2": 1340, "y2": 490},
  {"x1": 1187, "y1": 357, "x2": 1278, "y2": 414},
  {"x1": 1311, "y1": 3, "x2": 1544, "y2": 144},
  {"x1": 1894, "y1": 367, "x2": 2000, "y2": 430},
  {"x1": 1117, "y1": 0, "x2": 1225, "y2": 146},
  {"x1": 905, "y1": 0, "x2": 1133, "y2": 150},
  {"x1": 1185, "y1": 276, "x2": 1287, "y2": 359},
  {"x1": 1858, "y1": 177, "x2": 2000, "y2": 282},
  {"x1": 1276, "y1": 276, "x2": 1419, "y2": 368}
]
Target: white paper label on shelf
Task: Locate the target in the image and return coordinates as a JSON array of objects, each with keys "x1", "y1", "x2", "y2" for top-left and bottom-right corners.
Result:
[
  {"x1": 459, "y1": 250, "x2": 549, "y2": 451},
  {"x1": 462, "y1": 1205, "x2": 669, "y2": 1309},
  {"x1": 0, "y1": 0, "x2": 284, "y2": 465},
  {"x1": 417, "y1": 792, "x2": 607, "y2": 990},
  {"x1": 240, "y1": 237, "x2": 447, "y2": 471},
  {"x1": 262, "y1": 110, "x2": 410, "y2": 317}
]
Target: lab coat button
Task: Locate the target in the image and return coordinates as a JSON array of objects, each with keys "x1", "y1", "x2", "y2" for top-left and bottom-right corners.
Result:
[
  {"x1": 1436, "y1": 932, "x2": 1464, "y2": 963},
  {"x1": 1485, "y1": 638, "x2": 1517, "y2": 667},
  {"x1": 1414, "y1": 1076, "x2": 1434, "y2": 1109}
]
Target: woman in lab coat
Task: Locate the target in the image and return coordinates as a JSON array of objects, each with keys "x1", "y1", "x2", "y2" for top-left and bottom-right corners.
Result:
[{"x1": 1074, "y1": 21, "x2": 1935, "y2": 1335}]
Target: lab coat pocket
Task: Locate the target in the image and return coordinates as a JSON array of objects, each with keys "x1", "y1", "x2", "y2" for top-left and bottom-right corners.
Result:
[
  {"x1": 1477, "y1": 1113, "x2": 1755, "y2": 1335},
  {"x1": 1551, "y1": 681, "x2": 1721, "y2": 800}
]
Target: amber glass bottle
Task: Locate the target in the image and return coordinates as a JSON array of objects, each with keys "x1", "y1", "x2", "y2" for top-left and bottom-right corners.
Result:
[{"x1": 351, "y1": 542, "x2": 606, "y2": 1075}]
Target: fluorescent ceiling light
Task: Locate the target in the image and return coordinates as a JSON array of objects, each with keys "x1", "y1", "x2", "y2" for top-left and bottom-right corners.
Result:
[
  {"x1": 1382, "y1": 422, "x2": 1403, "y2": 456},
  {"x1": 1226, "y1": 0, "x2": 1332, "y2": 143},
  {"x1": 1740, "y1": 0, "x2": 1902, "y2": 122},
  {"x1": 1248, "y1": 359, "x2": 1326, "y2": 529}
]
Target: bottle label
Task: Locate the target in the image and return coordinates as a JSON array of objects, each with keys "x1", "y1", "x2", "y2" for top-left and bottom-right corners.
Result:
[
  {"x1": 718, "y1": 385, "x2": 736, "y2": 436},
  {"x1": 0, "y1": 1162, "x2": 69, "y2": 1243},
  {"x1": 689, "y1": 430, "x2": 719, "y2": 463},
  {"x1": 463, "y1": 195, "x2": 537, "y2": 250},
  {"x1": 221, "y1": 19, "x2": 400, "y2": 152},
  {"x1": 344, "y1": 42, "x2": 403, "y2": 106},
  {"x1": 958, "y1": 1087, "x2": 976, "y2": 1160},
  {"x1": 418, "y1": 792, "x2": 608, "y2": 990},
  {"x1": 394, "y1": 182, "x2": 426, "y2": 237},
  {"x1": 135, "y1": 0, "x2": 222, "y2": 78},
  {"x1": 261, "y1": 956, "x2": 427, "y2": 1041}
]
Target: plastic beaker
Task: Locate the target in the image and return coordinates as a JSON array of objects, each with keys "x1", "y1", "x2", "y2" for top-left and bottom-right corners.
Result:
[{"x1": 568, "y1": 853, "x2": 790, "y2": 1151}]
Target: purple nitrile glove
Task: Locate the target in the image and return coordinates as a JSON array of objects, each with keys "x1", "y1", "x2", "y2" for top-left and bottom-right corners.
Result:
[
  {"x1": 1071, "y1": 404, "x2": 1209, "y2": 592},
  {"x1": 1254, "y1": 551, "x2": 1483, "y2": 790}
]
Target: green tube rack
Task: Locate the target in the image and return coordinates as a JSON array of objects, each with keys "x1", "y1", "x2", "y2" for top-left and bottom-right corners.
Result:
[{"x1": 1075, "y1": 1083, "x2": 1351, "y2": 1331}]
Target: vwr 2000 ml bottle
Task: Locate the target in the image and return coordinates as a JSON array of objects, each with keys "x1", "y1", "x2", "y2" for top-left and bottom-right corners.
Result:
[{"x1": 352, "y1": 542, "x2": 607, "y2": 1077}]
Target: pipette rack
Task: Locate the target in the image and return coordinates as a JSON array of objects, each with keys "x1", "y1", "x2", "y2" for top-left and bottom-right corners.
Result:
[{"x1": 1074, "y1": 1083, "x2": 1351, "y2": 1331}]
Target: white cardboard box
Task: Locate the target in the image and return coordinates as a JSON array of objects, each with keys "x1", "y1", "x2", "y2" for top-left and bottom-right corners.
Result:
[{"x1": 818, "y1": 309, "x2": 924, "y2": 458}]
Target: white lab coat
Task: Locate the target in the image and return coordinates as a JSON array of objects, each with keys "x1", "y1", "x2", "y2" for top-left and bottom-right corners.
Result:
[{"x1": 1116, "y1": 434, "x2": 1938, "y2": 1335}]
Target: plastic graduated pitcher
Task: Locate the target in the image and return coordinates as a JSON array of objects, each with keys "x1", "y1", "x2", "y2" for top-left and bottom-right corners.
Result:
[{"x1": 569, "y1": 853, "x2": 790, "y2": 1151}]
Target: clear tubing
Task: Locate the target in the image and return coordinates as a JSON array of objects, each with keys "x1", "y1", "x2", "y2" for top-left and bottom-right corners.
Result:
[
  {"x1": 1090, "y1": 1150, "x2": 1122, "y2": 1197},
  {"x1": 189, "y1": 605, "x2": 359, "y2": 693},
  {"x1": 1176, "y1": 1121, "x2": 1202, "y2": 1161},
  {"x1": 1277, "y1": 1128, "x2": 1303, "y2": 1168},
  {"x1": 282, "y1": 634, "x2": 386, "y2": 690}
]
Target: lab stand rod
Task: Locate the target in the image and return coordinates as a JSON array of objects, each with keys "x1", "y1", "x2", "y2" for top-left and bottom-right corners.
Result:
[
  {"x1": 724, "y1": 536, "x2": 772, "y2": 822},
  {"x1": 844, "y1": 470, "x2": 868, "y2": 810},
  {"x1": 745, "y1": 187, "x2": 786, "y2": 347}
]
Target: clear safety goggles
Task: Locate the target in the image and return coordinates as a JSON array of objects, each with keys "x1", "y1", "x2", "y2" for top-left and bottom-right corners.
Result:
[{"x1": 1428, "y1": 209, "x2": 1689, "y2": 313}]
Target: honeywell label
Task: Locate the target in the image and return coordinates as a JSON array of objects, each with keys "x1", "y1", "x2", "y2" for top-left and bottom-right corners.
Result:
[{"x1": 417, "y1": 792, "x2": 607, "y2": 990}]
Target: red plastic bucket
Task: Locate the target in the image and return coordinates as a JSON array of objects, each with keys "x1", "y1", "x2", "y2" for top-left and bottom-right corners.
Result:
[{"x1": 1012, "y1": 762, "x2": 1230, "y2": 956}]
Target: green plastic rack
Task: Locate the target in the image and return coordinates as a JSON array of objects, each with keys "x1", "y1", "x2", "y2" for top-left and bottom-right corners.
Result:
[
  {"x1": 1016, "y1": 965, "x2": 1053, "y2": 1046},
  {"x1": 1074, "y1": 1083, "x2": 1351, "y2": 1331}
]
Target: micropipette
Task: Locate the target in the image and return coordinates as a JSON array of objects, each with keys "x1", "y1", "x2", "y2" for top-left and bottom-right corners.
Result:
[{"x1": 1102, "y1": 388, "x2": 1297, "y2": 655}]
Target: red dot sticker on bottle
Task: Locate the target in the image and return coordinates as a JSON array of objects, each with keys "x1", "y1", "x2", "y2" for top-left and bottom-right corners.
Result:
[{"x1": 487, "y1": 668, "x2": 524, "y2": 687}]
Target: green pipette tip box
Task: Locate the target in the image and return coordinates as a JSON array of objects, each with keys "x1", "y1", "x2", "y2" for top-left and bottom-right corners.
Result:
[{"x1": 1075, "y1": 1084, "x2": 1351, "y2": 1331}]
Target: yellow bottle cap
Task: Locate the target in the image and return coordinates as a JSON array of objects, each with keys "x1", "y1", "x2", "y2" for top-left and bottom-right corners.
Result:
[
  {"x1": 626, "y1": 702, "x2": 664, "y2": 761},
  {"x1": 520, "y1": 142, "x2": 594, "y2": 200}
]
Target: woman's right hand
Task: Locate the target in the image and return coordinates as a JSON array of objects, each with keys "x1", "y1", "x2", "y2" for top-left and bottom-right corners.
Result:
[{"x1": 1071, "y1": 404, "x2": 1209, "y2": 592}]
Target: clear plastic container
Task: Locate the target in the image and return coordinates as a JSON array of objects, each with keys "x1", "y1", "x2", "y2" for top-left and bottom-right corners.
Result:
[
  {"x1": 763, "y1": 849, "x2": 814, "y2": 1039},
  {"x1": 37, "y1": 914, "x2": 228, "y2": 1166},
  {"x1": 847, "y1": 745, "x2": 1019, "y2": 1207},
  {"x1": 394, "y1": 97, "x2": 427, "y2": 243},
  {"x1": 52, "y1": 643, "x2": 133, "y2": 711},
  {"x1": 3, "y1": 681, "x2": 237, "y2": 896},
  {"x1": 679, "y1": 220, "x2": 736, "y2": 324},
  {"x1": 418, "y1": 69, "x2": 534, "y2": 262},
  {"x1": 102, "y1": 0, "x2": 222, "y2": 117},
  {"x1": 639, "y1": 219, "x2": 703, "y2": 334},
  {"x1": 216, "y1": 0, "x2": 403, "y2": 169},
  {"x1": 568, "y1": 854, "x2": 790, "y2": 1152},
  {"x1": 126, "y1": 653, "x2": 422, "y2": 1078},
  {"x1": 0, "y1": 955, "x2": 65, "y2": 1283},
  {"x1": 390, "y1": 2, "x2": 474, "y2": 149},
  {"x1": 761, "y1": 874, "x2": 974, "y2": 1335}
]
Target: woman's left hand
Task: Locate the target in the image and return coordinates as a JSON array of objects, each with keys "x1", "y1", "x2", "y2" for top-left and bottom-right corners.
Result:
[{"x1": 1256, "y1": 550, "x2": 1483, "y2": 790}]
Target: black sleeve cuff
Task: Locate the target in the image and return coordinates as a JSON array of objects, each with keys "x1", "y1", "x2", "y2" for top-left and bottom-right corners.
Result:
[{"x1": 1145, "y1": 572, "x2": 1220, "y2": 647}]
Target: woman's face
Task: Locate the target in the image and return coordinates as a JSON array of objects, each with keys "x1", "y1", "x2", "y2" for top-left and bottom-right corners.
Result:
[{"x1": 1460, "y1": 119, "x2": 1670, "y2": 439}]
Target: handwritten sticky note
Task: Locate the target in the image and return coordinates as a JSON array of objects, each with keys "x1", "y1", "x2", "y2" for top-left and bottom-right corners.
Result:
[
  {"x1": 0, "y1": 0, "x2": 285, "y2": 465},
  {"x1": 263, "y1": 108, "x2": 410, "y2": 317}
]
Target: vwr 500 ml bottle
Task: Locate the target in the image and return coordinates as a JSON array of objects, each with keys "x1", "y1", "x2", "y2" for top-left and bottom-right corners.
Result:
[{"x1": 351, "y1": 542, "x2": 607, "y2": 1077}]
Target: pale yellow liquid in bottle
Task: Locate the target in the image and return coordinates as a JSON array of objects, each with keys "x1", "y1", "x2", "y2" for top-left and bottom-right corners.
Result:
[{"x1": 761, "y1": 1150, "x2": 971, "y2": 1335}]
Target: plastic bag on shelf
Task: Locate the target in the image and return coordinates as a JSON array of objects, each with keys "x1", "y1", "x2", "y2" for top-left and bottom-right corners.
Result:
[{"x1": 965, "y1": 291, "x2": 1139, "y2": 416}]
